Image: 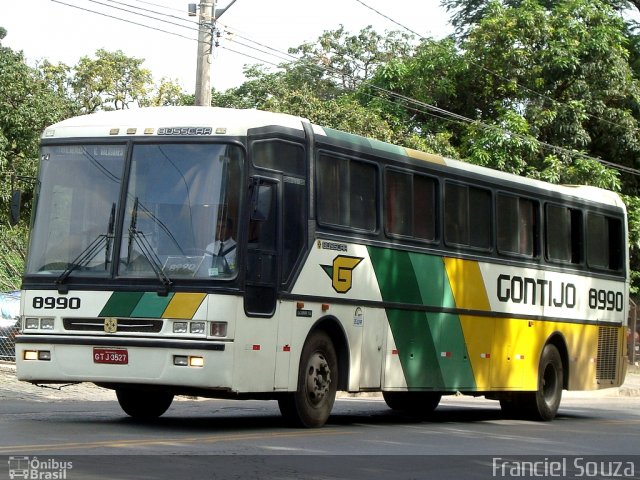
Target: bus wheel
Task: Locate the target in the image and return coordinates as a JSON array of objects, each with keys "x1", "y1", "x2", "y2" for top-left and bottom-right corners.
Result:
[
  {"x1": 278, "y1": 331, "x2": 338, "y2": 428},
  {"x1": 522, "y1": 343, "x2": 564, "y2": 421},
  {"x1": 116, "y1": 388, "x2": 174, "y2": 419},
  {"x1": 382, "y1": 392, "x2": 441, "y2": 416}
]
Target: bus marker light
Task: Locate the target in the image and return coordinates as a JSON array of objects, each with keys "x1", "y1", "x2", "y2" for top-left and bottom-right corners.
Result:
[
  {"x1": 321, "y1": 303, "x2": 329, "y2": 311},
  {"x1": 109, "y1": 128, "x2": 119, "y2": 135},
  {"x1": 210, "y1": 322, "x2": 227, "y2": 337},
  {"x1": 296, "y1": 301, "x2": 305, "y2": 309},
  {"x1": 144, "y1": 128, "x2": 154, "y2": 135},
  {"x1": 174, "y1": 356, "x2": 188, "y2": 366},
  {"x1": 283, "y1": 345, "x2": 291, "y2": 352},
  {"x1": 189, "y1": 356, "x2": 204, "y2": 367},
  {"x1": 252, "y1": 345, "x2": 261, "y2": 351},
  {"x1": 391, "y1": 349, "x2": 398, "y2": 355},
  {"x1": 441, "y1": 352, "x2": 452, "y2": 358},
  {"x1": 38, "y1": 351, "x2": 51, "y2": 361},
  {"x1": 126, "y1": 128, "x2": 137, "y2": 135},
  {"x1": 481, "y1": 353, "x2": 491, "y2": 359},
  {"x1": 23, "y1": 351, "x2": 38, "y2": 361}
]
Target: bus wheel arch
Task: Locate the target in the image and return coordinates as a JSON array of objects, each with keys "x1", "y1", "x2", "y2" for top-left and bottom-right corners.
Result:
[
  {"x1": 310, "y1": 316, "x2": 350, "y2": 391},
  {"x1": 546, "y1": 332, "x2": 569, "y2": 390},
  {"x1": 278, "y1": 316, "x2": 348, "y2": 427},
  {"x1": 500, "y1": 334, "x2": 568, "y2": 421},
  {"x1": 524, "y1": 337, "x2": 566, "y2": 421}
]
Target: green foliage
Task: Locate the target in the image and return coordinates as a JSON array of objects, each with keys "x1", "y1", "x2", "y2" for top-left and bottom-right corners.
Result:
[
  {"x1": 72, "y1": 49, "x2": 152, "y2": 112},
  {"x1": 2, "y1": 14, "x2": 640, "y2": 292},
  {"x1": 0, "y1": 40, "x2": 71, "y2": 216},
  {"x1": 0, "y1": 222, "x2": 27, "y2": 291}
]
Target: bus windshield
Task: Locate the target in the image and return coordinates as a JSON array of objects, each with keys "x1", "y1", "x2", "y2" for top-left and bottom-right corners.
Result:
[{"x1": 26, "y1": 142, "x2": 244, "y2": 281}]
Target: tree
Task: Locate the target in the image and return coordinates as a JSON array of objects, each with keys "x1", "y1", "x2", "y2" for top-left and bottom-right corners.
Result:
[
  {"x1": 288, "y1": 25, "x2": 415, "y2": 91},
  {"x1": 441, "y1": 0, "x2": 640, "y2": 36},
  {"x1": 0, "y1": 28, "x2": 73, "y2": 288},
  {"x1": 143, "y1": 78, "x2": 190, "y2": 107},
  {"x1": 72, "y1": 49, "x2": 152, "y2": 112}
]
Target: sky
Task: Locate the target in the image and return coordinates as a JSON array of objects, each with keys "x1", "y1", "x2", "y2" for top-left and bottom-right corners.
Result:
[{"x1": 0, "y1": 0, "x2": 454, "y2": 93}]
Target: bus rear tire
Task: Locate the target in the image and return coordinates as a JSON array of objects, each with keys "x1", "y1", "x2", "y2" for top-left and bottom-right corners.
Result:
[
  {"x1": 382, "y1": 391, "x2": 441, "y2": 416},
  {"x1": 116, "y1": 388, "x2": 174, "y2": 419},
  {"x1": 278, "y1": 331, "x2": 338, "y2": 428},
  {"x1": 521, "y1": 343, "x2": 563, "y2": 421}
]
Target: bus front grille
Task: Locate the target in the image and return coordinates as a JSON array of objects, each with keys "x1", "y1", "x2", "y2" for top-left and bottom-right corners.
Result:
[
  {"x1": 596, "y1": 326, "x2": 619, "y2": 383},
  {"x1": 63, "y1": 318, "x2": 163, "y2": 333}
]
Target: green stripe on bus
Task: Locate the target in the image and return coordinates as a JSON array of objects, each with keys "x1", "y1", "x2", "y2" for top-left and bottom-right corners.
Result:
[
  {"x1": 130, "y1": 292, "x2": 174, "y2": 318},
  {"x1": 368, "y1": 246, "x2": 476, "y2": 390},
  {"x1": 99, "y1": 292, "x2": 145, "y2": 317}
]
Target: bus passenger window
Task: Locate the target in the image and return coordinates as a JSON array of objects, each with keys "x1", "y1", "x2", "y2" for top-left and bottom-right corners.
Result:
[
  {"x1": 497, "y1": 194, "x2": 536, "y2": 257},
  {"x1": 444, "y1": 183, "x2": 491, "y2": 250},
  {"x1": 545, "y1": 204, "x2": 582, "y2": 264},
  {"x1": 587, "y1": 213, "x2": 623, "y2": 271},
  {"x1": 317, "y1": 154, "x2": 377, "y2": 232},
  {"x1": 384, "y1": 170, "x2": 436, "y2": 241},
  {"x1": 385, "y1": 170, "x2": 412, "y2": 237}
]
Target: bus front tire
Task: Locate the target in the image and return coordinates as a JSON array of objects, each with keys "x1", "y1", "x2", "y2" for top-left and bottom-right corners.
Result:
[
  {"x1": 116, "y1": 388, "x2": 174, "y2": 419},
  {"x1": 278, "y1": 331, "x2": 338, "y2": 428}
]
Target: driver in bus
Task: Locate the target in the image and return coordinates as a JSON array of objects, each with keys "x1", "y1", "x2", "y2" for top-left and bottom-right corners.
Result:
[{"x1": 203, "y1": 217, "x2": 237, "y2": 276}]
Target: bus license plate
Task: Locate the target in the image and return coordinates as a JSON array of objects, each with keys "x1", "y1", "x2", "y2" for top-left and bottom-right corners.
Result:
[{"x1": 93, "y1": 348, "x2": 128, "y2": 365}]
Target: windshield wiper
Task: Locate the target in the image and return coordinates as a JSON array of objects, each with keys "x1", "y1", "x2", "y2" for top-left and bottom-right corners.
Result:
[
  {"x1": 56, "y1": 235, "x2": 109, "y2": 292},
  {"x1": 56, "y1": 204, "x2": 117, "y2": 292},
  {"x1": 126, "y1": 197, "x2": 173, "y2": 291}
]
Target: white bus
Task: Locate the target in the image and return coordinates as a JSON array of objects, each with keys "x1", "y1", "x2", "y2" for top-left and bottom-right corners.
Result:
[{"x1": 15, "y1": 107, "x2": 629, "y2": 427}]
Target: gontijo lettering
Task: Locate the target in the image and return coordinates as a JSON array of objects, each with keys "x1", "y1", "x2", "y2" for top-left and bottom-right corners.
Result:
[{"x1": 497, "y1": 274, "x2": 576, "y2": 308}]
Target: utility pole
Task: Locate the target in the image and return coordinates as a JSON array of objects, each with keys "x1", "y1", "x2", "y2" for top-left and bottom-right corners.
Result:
[
  {"x1": 194, "y1": 0, "x2": 214, "y2": 106},
  {"x1": 189, "y1": 0, "x2": 238, "y2": 107}
]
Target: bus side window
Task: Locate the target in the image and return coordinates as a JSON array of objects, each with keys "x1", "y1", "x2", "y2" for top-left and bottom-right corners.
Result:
[
  {"x1": 545, "y1": 204, "x2": 583, "y2": 264},
  {"x1": 497, "y1": 194, "x2": 537, "y2": 258},
  {"x1": 444, "y1": 182, "x2": 491, "y2": 250},
  {"x1": 586, "y1": 212, "x2": 623, "y2": 271}
]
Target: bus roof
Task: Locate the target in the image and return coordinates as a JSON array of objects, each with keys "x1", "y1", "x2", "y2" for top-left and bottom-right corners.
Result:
[{"x1": 42, "y1": 106, "x2": 625, "y2": 210}]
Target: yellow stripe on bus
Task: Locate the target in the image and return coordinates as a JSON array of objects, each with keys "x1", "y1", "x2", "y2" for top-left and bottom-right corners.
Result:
[
  {"x1": 162, "y1": 292, "x2": 207, "y2": 319},
  {"x1": 443, "y1": 257, "x2": 491, "y2": 311},
  {"x1": 403, "y1": 148, "x2": 446, "y2": 165}
]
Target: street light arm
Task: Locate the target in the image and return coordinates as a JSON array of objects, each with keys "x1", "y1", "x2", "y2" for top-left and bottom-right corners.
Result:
[{"x1": 214, "y1": 0, "x2": 237, "y2": 19}]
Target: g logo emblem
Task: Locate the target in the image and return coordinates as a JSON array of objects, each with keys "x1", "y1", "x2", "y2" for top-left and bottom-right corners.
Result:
[{"x1": 321, "y1": 255, "x2": 364, "y2": 294}]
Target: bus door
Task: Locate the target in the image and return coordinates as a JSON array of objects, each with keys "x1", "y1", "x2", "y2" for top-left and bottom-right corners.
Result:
[{"x1": 244, "y1": 176, "x2": 280, "y2": 317}]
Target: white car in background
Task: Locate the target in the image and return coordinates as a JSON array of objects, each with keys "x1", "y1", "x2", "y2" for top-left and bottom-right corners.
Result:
[{"x1": 0, "y1": 291, "x2": 20, "y2": 361}]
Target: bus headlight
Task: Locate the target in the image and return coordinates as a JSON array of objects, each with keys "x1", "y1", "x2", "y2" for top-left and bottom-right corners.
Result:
[
  {"x1": 40, "y1": 318, "x2": 55, "y2": 330},
  {"x1": 173, "y1": 321, "x2": 188, "y2": 334},
  {"x1": 25, "y1": 318, "x2": 40, "y2": 330},
  {"x1": 190, "y1": 322, "x2": 205, "y2": 334}
]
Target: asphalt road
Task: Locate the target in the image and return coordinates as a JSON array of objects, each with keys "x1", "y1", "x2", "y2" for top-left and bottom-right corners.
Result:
[{"x1": 1, "y1": 363, "x2": 639, "y2": 479}]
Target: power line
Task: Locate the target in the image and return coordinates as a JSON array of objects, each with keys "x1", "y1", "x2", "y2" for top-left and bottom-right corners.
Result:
[
  {"x1": 86, "y1": 0, "x2": 197, "y2": 32},
  {"x1": 51, "y1": 0, "x2": 199, "y2": 42},
  {"x1": 102, "y1": 0, "x2": 199, "y2": 27},
  {"x1": 50, "y1": 0, "x2": 640, "y2": 177},
  {"x1": 352, "y1": 0, "x2": 640, "y2": 139}
]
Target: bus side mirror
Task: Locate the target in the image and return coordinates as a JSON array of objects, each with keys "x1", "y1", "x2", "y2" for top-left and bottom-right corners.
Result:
[{"x1": 9, "y1": 189, "x2": 22, "y2": 226}]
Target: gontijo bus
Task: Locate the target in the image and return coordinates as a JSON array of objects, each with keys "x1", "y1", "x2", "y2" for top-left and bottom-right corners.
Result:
[{"x1": 15, "y1": 107, "x2": 629, "y2": 427}]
